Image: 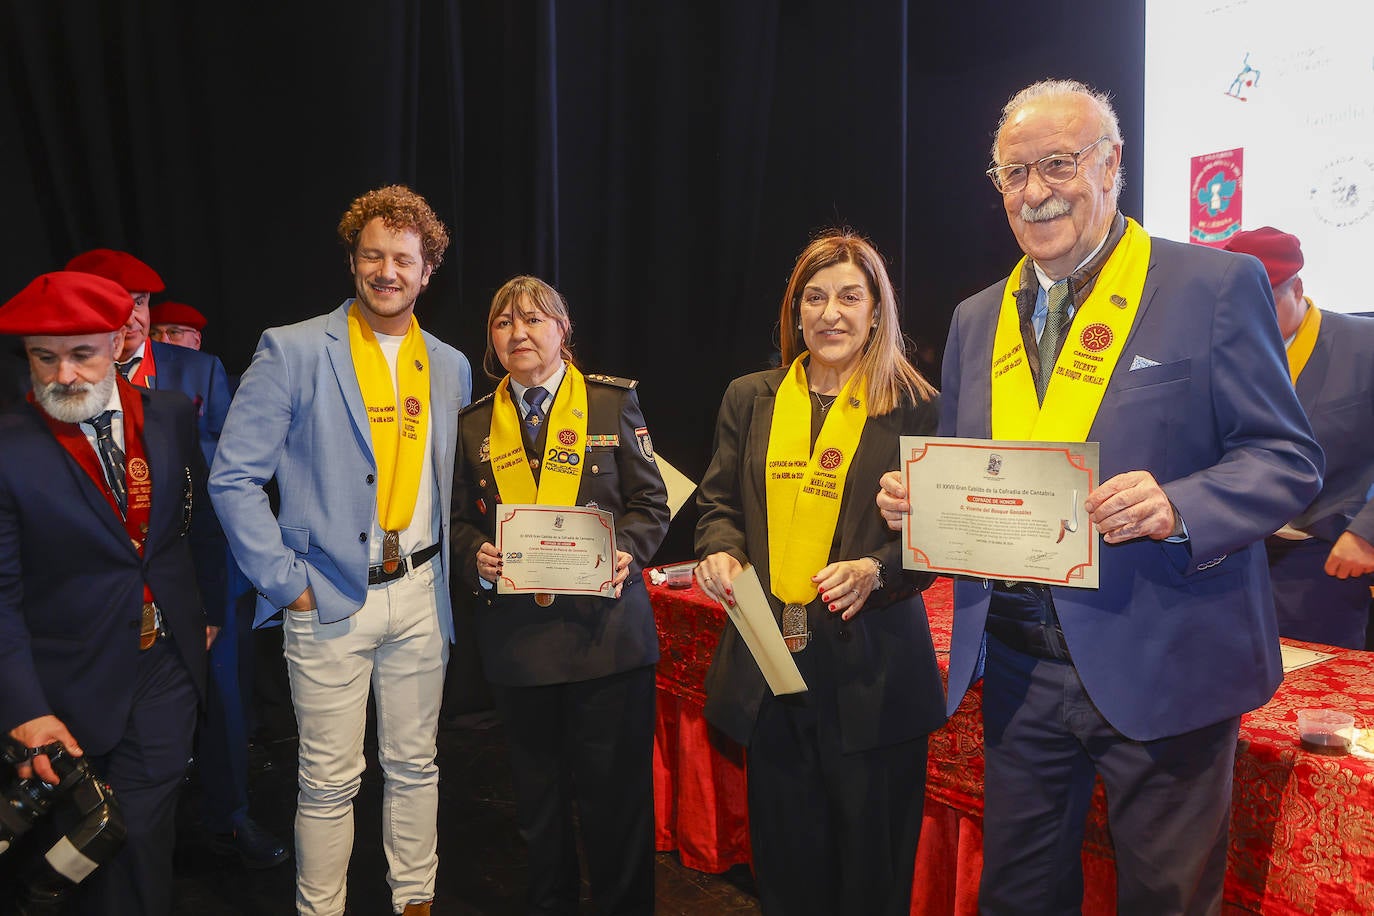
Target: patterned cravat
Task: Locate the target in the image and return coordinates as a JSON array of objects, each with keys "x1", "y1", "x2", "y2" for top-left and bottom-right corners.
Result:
[
  {"x1": 116, "y1": 356, "x2": 142, "y2": 380},
  {"x1": 89, "y1": 410, "x2": 128, "y2": 516},
  {"x1": 522, "y1": 386, "x2": 550, "y2": 440},
  {"x1": 1036, "y1": 279, "x2": 1071, "y2": 402}
]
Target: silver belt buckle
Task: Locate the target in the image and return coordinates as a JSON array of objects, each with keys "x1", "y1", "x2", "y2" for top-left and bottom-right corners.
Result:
[{"x1": 781, "y1": 603, "x2": 810, "y2": 653}]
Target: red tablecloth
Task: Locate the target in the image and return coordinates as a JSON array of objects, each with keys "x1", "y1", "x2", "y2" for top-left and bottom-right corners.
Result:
[{"x1": 648, "y1": 571, "x2": 1374, "y2": 915}]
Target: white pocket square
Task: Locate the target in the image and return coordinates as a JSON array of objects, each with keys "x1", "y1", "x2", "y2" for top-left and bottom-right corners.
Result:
[{"x1": 1129, "y1": 355, "x2": 1161, "y2": 371}]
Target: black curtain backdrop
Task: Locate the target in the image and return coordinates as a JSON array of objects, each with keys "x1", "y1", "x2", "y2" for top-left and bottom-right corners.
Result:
[{"x1": 1, "y1": 0, "x2": 1145, "y2": 561}]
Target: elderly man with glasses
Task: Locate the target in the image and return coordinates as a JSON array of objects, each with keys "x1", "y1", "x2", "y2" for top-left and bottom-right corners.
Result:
[{"x1": 878, "y1": 79, "x2": 1322, "y2": 914}]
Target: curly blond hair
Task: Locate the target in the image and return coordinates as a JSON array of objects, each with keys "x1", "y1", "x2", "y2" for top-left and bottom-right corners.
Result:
[{"x1": 336, "y1": 185, "x2": 450, "y2": 270}]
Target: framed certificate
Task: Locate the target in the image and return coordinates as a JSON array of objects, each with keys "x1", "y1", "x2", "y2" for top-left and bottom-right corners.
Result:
[
  {"x1": 496, "y1": 504, "x2": 618, "y2": 599},
  {"x1": 899, "y1": 436, "x2": 1100, "y2": 588}
]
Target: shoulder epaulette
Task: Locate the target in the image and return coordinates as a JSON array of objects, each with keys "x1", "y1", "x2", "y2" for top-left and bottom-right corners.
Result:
[
  {"x1": 583, "y1": 373, "x2": 638, "y2": 390},
  {"x1": 459, "y1": 392, "x2": 495, "y2": 415}
]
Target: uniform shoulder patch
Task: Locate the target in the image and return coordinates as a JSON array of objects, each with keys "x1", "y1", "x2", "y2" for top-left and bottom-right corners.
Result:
[
  {"x1": 459, "y1": 392, "x2": 494, "y2": 416},
  {"x1": 583, "y1": 373, "x2": 638, "y2": 390}
]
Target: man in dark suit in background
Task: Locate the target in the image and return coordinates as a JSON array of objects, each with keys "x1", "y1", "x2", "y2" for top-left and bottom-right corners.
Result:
[
  {"x1": 879, "y1": 79, "x2": 1322, "y2": 913},
  {"x1": 1225, "y1": 227, "x2": 1374, "y2": 649},
  {"x1": 0, "y1": 271, "x2": 224, "y2": 915},
  {"x1": 149, "y1": 300, "x2": 207, "y2": 350},
  {"x1": 65, "y1": 247, "x2": 286, "y2": 868},
  {"x1": 66, "y1": 249, "x2": 230, "y2": 465}
]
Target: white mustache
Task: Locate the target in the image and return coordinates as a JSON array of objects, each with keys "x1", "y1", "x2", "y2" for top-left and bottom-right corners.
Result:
[
  {"x1": 1021, "y1": 198, "x2": 1071, "y2": 222},
  {"x1": 44, "y1": 381, "x2": 93, "y2": 399}
]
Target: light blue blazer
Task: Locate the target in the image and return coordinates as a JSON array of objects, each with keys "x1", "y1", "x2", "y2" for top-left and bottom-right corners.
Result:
[
  {"x1": 940, "y1": 235, "x2": 1323, "y2": 741},
  {"x1": 209, "y1": 301, "x2": 471, "y2": 629}
]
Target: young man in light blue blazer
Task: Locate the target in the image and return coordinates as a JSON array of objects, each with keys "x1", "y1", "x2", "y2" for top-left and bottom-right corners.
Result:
[{"x1": 210, "y1": 185, "x2": 471, "y2": 916}]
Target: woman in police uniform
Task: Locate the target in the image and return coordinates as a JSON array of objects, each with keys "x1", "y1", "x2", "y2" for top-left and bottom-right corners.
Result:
[
  {"x1": 694, "y1": 231, "x2": 946, "y2": 916},
  {"x1": 451, "y1": 275, "x2": 669, "y2": 915}
]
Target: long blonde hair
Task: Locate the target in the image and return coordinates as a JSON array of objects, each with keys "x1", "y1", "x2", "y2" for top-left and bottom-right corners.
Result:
[{"x1": 778, "y1": 230, "x2": 936, "y2": 414}]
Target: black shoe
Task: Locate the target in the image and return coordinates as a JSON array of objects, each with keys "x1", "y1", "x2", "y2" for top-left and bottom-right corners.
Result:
[{"x1": 206, "y1": 817, "x2": 290, "y2": 870}]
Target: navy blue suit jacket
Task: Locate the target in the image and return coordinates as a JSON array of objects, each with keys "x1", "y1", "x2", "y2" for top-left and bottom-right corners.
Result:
[
  {"x1": 1285, "y1": 308, "x2": 1374, "y2": 545},
  {"x1": 145, "y1": 339, "x2": 230, "y2": 466},
  {"x1": 941, "y1": 234, "x2": 1323, "y2": 741},
  {"x1": 0, "y1": 387, "x2": 223, "y2": 756}
]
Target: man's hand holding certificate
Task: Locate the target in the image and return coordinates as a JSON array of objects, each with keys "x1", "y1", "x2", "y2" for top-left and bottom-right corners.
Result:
[
  {"x1": 496, "y1": 503, "x2": 618, "y2": 599},
  {"x1": 897, "y1": 437, "x2": 1100, "y2": 588}
]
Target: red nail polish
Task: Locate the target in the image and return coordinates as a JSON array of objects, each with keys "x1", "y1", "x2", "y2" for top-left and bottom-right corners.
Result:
[{"x1": 829, "y1": 604, "x2": 836, "y2": 612}]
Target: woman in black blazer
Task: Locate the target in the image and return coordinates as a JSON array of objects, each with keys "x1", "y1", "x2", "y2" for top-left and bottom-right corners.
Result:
[{"x1": 694, "y1": 231, "x2": 947, "y2": 916}]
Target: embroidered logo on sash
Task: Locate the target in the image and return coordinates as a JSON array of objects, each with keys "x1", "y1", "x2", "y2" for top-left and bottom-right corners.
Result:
[
  {"x1": 404, "y1": 396, "x2": 422, "y2": 418},
  {"x1": 557, "y1": 428, "x2": 577, "y2": 446},
  {"x1": 129, "y1": 457, "x2": 150, "y2": 482},
  {"x1": 1080, "y1": 324, "x2": 1114, "y2": 352},
  {"x1": 818, "y1": 448, "x2": 844, "y2": 471}
]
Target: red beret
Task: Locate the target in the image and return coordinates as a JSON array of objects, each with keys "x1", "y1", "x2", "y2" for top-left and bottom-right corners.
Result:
[
  {"x1": 1224, "y1": 227, "x2": 1304, "y2": 287},
  {"x1": 65, "y1": 248, "x2": 166, "y2": 294},
  {"x1": 149, "y1": 300, "x2": 207, "y2": 331},
  {"x1": 0, "y1": 272, "x2": 135, "y2": 336}
]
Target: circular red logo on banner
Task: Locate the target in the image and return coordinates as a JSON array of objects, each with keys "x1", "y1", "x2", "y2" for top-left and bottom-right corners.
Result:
[
  {"x1": 404, "y1": 396, "x2": 423, "y2": 417},
  {"x1": 557, "y1": 428, "x2": 577, "y2": 446},
  {"x1": 129, "y1": 457, "x2": 150, "y2": 482},
  {"x1": 818, "y1": 448, "x2": 844, "y2": 470},
  {"x1": 1079, "y1": 323, "x2": 1114, "y2": 352}
]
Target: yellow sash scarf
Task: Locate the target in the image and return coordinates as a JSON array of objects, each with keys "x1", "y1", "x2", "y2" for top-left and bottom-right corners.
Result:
[
  {"x1": 765, "y1": 355, "x2": 867, "y2": 605},
  {"x1": 991, "y1": 218, "x2": 1152, "y2": 440},
  {"x1": 489, "y1": 363, "x2": 589, "y2": 506},
  {"x1": 1286, "y1": 298, "x2": 1321, "y2": 383},
  {"x1": 347, "y1": 303, "x2": 429, "y2": 533}
]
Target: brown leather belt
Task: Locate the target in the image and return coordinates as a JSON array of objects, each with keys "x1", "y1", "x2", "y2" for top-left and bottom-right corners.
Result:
[
  {"x1": 368, "y1": 542, "x2": 440, "y2": 586},
  {"x1": 139, "y1": 601, "x2": 165, "y2": 650}
]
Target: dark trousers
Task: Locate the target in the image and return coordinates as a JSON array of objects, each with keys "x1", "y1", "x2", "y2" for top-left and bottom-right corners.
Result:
[
  {"x1": 979, "y1": 634, "x2": 1237, "y2": 916},
  {"x1": 492, "y1": 664, "x2": 657, "y2": 916},
  {"x1": 1267, "y1": 536, "x2": 1374, "y2": 649},
  {"x1": 746, "y1": 684, "x2": 928, "y2": 916},
  {"x1": 73, "y1": 639, "x2": 198, "y2": 916},
  {"x1": 198, "y1": 562, "x2": 256, "y2": 831}
]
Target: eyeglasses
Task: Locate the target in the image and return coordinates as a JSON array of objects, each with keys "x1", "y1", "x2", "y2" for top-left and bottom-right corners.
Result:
[{"x1": 986, "y1": 136, "x2": 1110, "y2": 194}]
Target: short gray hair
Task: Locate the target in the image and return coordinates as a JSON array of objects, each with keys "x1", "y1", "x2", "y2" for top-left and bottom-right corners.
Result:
[{"x1": 992, "y1": 79, "x2": 1124, "y2": 203}]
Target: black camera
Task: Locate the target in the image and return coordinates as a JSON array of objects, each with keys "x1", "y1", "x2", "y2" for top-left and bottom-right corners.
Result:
[{"x1": 0, "y1": 737, "x2": 126, "y2": 913}]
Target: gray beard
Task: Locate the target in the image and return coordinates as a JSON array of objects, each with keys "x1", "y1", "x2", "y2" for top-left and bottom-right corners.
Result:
[{"x1": 34, "y1": 367, "x2": 118, "y2": 424}]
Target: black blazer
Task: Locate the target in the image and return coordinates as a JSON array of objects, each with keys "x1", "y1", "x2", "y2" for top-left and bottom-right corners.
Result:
[
  {"x1": 451, "y1": 373, "x2": 670, "y2": 687},
  {"x1": 0, "y1": 388, "x2": 224, "y2": 755},
  {"x1": 695, "y1": 368, "x2": 947, "y2": 754}
]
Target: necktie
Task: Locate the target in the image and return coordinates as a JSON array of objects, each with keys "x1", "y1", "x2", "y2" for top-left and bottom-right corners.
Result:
[
  {"x1": 1036, "y1": 279, "x2": 1071, "y2": 402},
  {"x1": 522, "y1": 386, "x2": 550, "y2": 440},
  {"x1": 117, "y1": 356, "x2": 142, "y2": 380},
  {"x1": 89, "y1": 410, "x2": 128, "y2": 516}
]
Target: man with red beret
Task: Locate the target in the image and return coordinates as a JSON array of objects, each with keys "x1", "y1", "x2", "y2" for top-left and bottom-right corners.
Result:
[
  {"x1": 149, "y1": 300, "x2": 207, "y2": 350},
  {"x1": 1226, "y1": 226, "x2": 1374, "y2": 648},
  {"x1": 0, "y1": 271, "x2": 225, "y2": 915},
  {"x1": 65, "y1": 249, "x2": 229, "y2": 466}
]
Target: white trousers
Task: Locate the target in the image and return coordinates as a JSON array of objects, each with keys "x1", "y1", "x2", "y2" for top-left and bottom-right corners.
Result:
[{"x1": 282, "y1": 560, "x2": 448, "y2": 915}]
